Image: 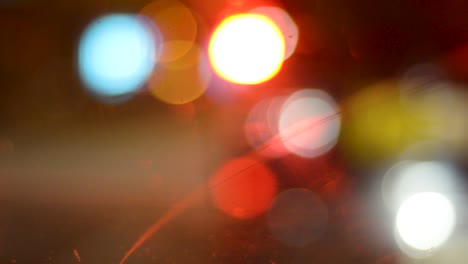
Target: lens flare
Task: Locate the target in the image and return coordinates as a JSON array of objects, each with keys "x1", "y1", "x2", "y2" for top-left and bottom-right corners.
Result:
[
  {"x1": 78, "y1": 14, "x2": 157, "y2": 99},
  {"x1": 208, "y1": 14, "x2": 285, "y2": 85}
]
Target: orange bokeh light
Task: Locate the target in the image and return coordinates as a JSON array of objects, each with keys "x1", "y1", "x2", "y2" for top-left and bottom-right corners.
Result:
[
  {"x1": 209, "y1": 156, "x2": 277, "y2": 219},
  {"x1": 208, "y1": 14, "x2": 285, "y2": 85}
]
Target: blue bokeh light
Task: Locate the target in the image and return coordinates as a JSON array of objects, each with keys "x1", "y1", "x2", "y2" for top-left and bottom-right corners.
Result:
[{"x1": 78, "y1": 14, "x2": 158, "y2": 98}]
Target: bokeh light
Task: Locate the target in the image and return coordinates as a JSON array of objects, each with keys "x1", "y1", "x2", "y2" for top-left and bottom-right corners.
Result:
[
  {"x1": 140, "y1": 0, "x2": 197, "y2": 63},
  {"x1": 209, "y1": 157, "x2": 277, "y2": 219},
  {"x1": 396, "y1": 192, "x2": 455, "y2": 253},
  {"x1": 343, "y1": 78, "x2": 468, "y2": 164},
  {"x1": 398, "y1": 141, "x2": 452, "y2": 162},
  {"x1": 399, "y1": 66, "x2": 468, "y2": 153},
  {"x1": 408, "y1": 237, "x2": 468, "y2": 264},
  {"x1": 400, "y1": 63, "x2": 447, "y2": 97},
  {"x1": 382, "y1": 160, "x2": 458, "y2": 211},
  {"x1": 249, "y1": 6, "x2": 298, "y2": 60},
  {"x1": 203, "y1": 77, "x2": 250, "y2": 105},
  {"x1": 267, "y1": 188, "x2": 328, "y2": 247},
  {"x1": 244, "y1": 96, "x2": 288, "y2": 158},
  {"x1": 278, "y1": 89, "x2": 341, "y2": 158},
  {"x1": 5, "y1": 0, "x2": 468, "y2": 263},
  {"x1": 78, "y1": 14, "x2": 157, "y2": 99},
  {"x1": 148, "y1": 43, "x2": 211, "y2": 104},
  {"x1": 208, "y1": 14, "x2": 285, "y2": 85},
  {"x1": 399, "y1": 63, "x2": 454, "y2": 119},
  {"x1": 341, "y1": 81, "x2": 424, "y2": 163}
]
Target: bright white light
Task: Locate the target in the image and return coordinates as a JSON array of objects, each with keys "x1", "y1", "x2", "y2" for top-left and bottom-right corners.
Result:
[
  {"x1": 78, "y1": 14, "x2": 157, "y2": 98},
  {"x1": 278, "y1": 89, "x2": 341, "y2": 158},
  {"x1": 396, "y1": 192, "x2": 455, "y2": 251},
  {"x1": 249, "y1": 6, "x2": 298, "y2": 60},
  {"x1": 382, "y1": 160, "x2": 458, "y2": 211},
  {"x1": 208, "y1": 14, "x2": 285, "y2": 85}
]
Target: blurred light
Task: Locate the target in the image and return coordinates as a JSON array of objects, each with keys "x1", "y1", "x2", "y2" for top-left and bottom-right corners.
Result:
[
  {"x1": 344, "y1": 79, "x2": 468, "y2": 165},
  {"x1": 249, "y1": 6, "x2": 298, "y2": 60},
  {"x1": 381, "y1": 160, "x2": 460, "y2": 257},
  {"x1": 204, "y1": 79, "x2": 248, "y2": 105},
  {"x1": 209, "y1": 157, "x2": 277, "y2": 219},
  {"x1": 149, "y1": 43, "x2": 211, "y2": 104},
  {"x1": 244, "y1": 96, "x2": 288, "y2": 158},
  {"x1": 278, "y1": 89, "x2": 341, "y2": 158},
  {"x1": 341, "y1": 81, "x2": 423, "y2": 163},
  {"x1": 208, "y1": 14, "x2": 285, "y2": 85},
  {"x1": 399, "y1": 141, "x2": 452, "y2": 162},
  {"x1": 400, "y1": 63, "x2": 447, "y2": 88},
  {"x1": 78, "y1": 14, "x2": 157, "y2": 99},
  {"x1": 399, "y1": 65, "x2": 468, "y2": 153},
  {"x1": 140, "y1": 0, "x2": 197, "y2": 63},
  {"x1": 382, "y1": 160, "x2": 458, "y2": 211},
  {"x1": 413, "y1": 237, "x2": 468, "y2": 264},
  {"x1": 399, "y1": 63, "x2": 452, "y2": 114},
  {"x1": 244, "y1": 99, "x2": 274, "y2": 147},
  {"x1": 267, "y1": 188, "x2": 328, "y2": 247},
  {"x1": 396, "y1": 192, "x2": 455, "y2": 252}
]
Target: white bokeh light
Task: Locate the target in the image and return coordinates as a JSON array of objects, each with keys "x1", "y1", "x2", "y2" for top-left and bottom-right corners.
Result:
[
  {"x1": 208, "y1": 14, "x2": 285, "y2": 85},
  {"x1": 396, "y1": 192, "x2": 455, "y2": 252},
  {"x1": 382, "y1": 160, "x2": 458, "y2": 211},
  {"x1": 278, "y1": 89, "x2": 341, "y2": 158}
]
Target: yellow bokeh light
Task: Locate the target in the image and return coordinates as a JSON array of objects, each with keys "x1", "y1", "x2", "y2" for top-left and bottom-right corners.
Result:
[
  {"x1": 141, "y1": 0, "x2": 198, "y2": 63},
  {"x1": 149, "y1": 43, "x2": 211, "y2": 104},
  {"x1": 341, "y1": 81, "x2": 425, "y2": 164},
  {"x1": 208, "y1": 14, "x2": 285, "y2": 85}
]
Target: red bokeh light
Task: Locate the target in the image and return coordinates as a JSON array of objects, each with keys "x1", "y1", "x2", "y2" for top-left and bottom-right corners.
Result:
[{"x1": 209, "y1": 156, "x2": 277, "y2": 219}]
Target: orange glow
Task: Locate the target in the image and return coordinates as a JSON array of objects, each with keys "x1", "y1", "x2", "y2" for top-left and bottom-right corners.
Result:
[
  {"x1": 249, "y1": 6, "x2": 298, "y2": 60},
  {"x1": 208, "y1": 14, "x2": 285, "y2": 85},
  {"x1": 140, "y1": 0, "x2": 198, "y2": 63},
  {"x1": 148, "y1": 43, "x2": 211, "y2": 104},
  {"x1": 209, "y1": 157, "x2": 277, "y2": 219}
]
